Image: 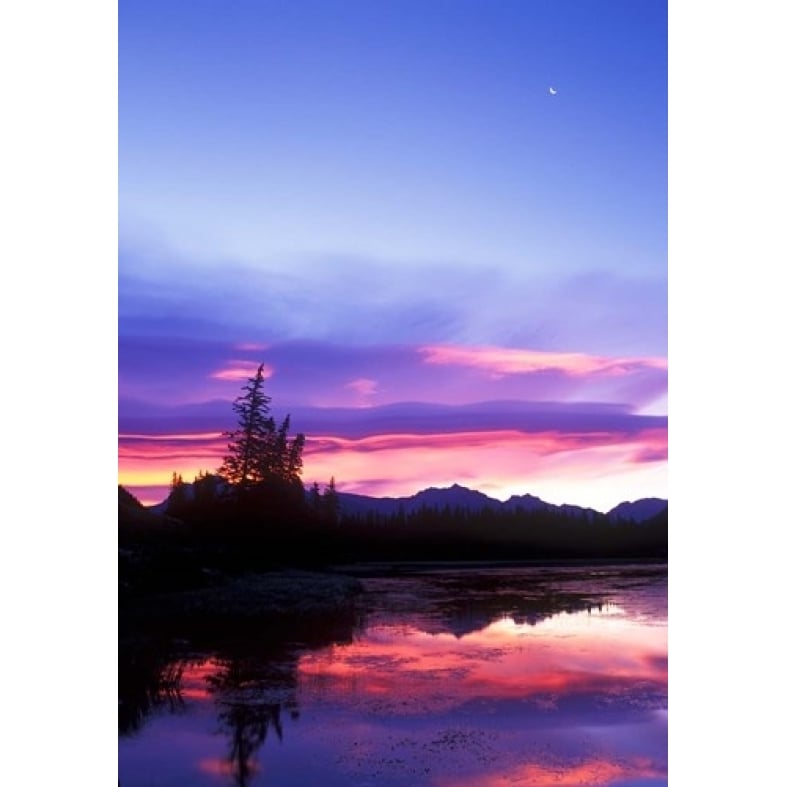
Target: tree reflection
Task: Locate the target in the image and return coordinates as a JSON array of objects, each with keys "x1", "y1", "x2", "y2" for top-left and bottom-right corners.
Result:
[
  {"x1": 205, "y1": 652, "x2": 299, "y2": 786},
  {"x1": 220, "y1": 701, "x2": 281, "y2": 786},
  {"x1": 120, "y1": 605, "x2": 359, "y2": 785},
  {"x1": 119, "y1": 646, "x2": 186, "y2": 735},
  {"x1": 366, "y1": 569, "x2": 614, "y2": 639}
]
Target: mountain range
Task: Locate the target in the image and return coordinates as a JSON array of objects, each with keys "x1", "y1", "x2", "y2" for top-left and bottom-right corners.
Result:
[
  {"x1": 337, "y1": 484, "x2": 666, "y2": 523},
  {"x1": 147, "y1": 480, "x2": 666, "y2": 523}
]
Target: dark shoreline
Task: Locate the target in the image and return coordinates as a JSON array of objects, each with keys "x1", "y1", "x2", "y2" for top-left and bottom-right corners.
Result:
[
  {"x1": 334, "y1": 556, "x2": 667, "y2": 575},
  {"x1": 119, "y1": 559, "x2": 666, "y2": 638}
]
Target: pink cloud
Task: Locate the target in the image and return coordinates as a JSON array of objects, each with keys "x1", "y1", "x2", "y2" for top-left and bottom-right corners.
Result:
[
  {"x1": 303, "y1": 428, "x2": 664, "y2": 459},
  {"x1": 210, "y1": 360, "x2": 275, "y2": 381},
  {"x1": 419, "y1": 345, "x2": 667, "y2": 378},
  {"x1": 119, "y1": 431, "x2": 223, "y2": 442},
  {"x1": 345, "y1": 377, "x2": 379, "y2": 397},
  {"x1": 344, "y1": 377, "x2": 379, "y2": 406}
]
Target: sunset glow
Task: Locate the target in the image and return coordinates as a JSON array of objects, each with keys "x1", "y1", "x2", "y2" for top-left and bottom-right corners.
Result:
[
  {"x1": 118, "y1": 2, "x2": 669, "y2": 785},
  {"x1": 119, "y1": 422, "x2": 666, "y2": 509}
]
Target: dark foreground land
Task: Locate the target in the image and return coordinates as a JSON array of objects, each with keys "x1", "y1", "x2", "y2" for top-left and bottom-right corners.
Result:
[{"x1": 119, "y1": 480, "x2": 667, "y2": 653}]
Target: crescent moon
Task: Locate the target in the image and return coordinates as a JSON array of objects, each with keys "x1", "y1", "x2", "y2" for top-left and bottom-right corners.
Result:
[{"x1": 549, "y1": 87, "x2": 557, "y2": 95}]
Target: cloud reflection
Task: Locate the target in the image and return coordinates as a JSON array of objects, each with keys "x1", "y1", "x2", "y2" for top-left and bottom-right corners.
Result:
[
  {"x1": 439, "y1": 756, "x2": 665, "y2": 786},
  {"x1": 298, "y1": 608, "x2": 667, "y2": 712}
]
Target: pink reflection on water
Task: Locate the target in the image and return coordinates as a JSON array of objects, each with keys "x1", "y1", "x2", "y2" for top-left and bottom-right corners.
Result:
[
  {"x1": 120, "y1": 570, "x2": 667, "y2": 786},
  {"x1": 197, "y1": 756, "x2": 260, "y2": 778},
  {"x1": 178, "y1": 659, "x2": 221, "y2": 701},
  {"x1": 437, "y1": 756, "x2": 665, "y2": 786},
  {"x1": 298, "y1": 605, "x2": 667, "y2": 712}
]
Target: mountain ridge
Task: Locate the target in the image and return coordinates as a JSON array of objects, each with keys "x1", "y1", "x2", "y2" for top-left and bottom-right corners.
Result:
[
  {"x1": 143, "y1": 479, "x2": 666, "y2": 523},
  {"x1": 336, "y1": 483, "x2": 665, "y2": 522}
]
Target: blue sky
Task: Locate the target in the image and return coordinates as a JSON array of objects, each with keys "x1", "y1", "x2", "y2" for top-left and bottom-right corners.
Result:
[{"x1": 119, "y1": 0, "x2": 667, "y2": 508}]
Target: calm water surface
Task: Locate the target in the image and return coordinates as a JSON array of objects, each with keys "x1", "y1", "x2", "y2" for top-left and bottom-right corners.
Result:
[{"x1": 119, "y1": 564, "x2": 667, "y2": 786}]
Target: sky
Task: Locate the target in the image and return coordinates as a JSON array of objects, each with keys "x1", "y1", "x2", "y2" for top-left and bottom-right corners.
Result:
[{"x1": 119, "y1": 0, "x2": 667, "y2": 511}]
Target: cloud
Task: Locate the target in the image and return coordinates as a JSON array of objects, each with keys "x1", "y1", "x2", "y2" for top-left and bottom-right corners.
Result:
[
  {"x1": 119, "y1": 243, "x2": 665, "y2": 356},
  {"x1": 120, "y1": 337, "x2": 667, "y2": 414},
  {"x1": 344, "y1": 377, "x2": 379, "y2": 407},
  {"x1": 345, "y1": 378, "x2": 378, "y2": 396},
  {"x1": 420, "y1": 345, "x2": 667, "y2": 377},
  {"x1": 234, "y1": 342, "x2": 269, "y2": 351},
  {"x1": 210, "y1": 360, "x2": 272, "y2": 381},
  {"x1": 302, "y1": 429, "x2": 662, "y2": 457},
  {"x1": 120, "y1": 398, "x2": 666, "y2": 440}
]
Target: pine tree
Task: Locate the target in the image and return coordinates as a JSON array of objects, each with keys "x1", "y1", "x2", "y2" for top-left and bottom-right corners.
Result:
[
  {"x1": 308, "y1": 481, "x2": 322, "y2": 512},
  {"x1": 219, "y1": 363, "x2": 306, "y2": 494},
  {"x1": 168, "y1": 471, "x2": 188, "y2": 514},
  {"x1": 323, "y1": 476, "x2": 340, "y2": 524},
  {"x1": 219, "y1": 364, "x2": 275, "y2": 490}
]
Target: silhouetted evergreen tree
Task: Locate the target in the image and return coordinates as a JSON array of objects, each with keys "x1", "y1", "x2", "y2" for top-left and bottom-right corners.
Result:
[
  {"x1": 216, "y1": 363, "x2": 307, "y2": 539},
  {"x1": 322, "y1": 477, "x2": 340, "y2": 524},
  {"x1": 220, "y1": 364, "x2": 275, "y2": 491},
  {"x1": 219, "y1": 364, "x2": 306, "y2": 492},
  {"x1": 308, "y1": 482, "x2": 321, "y2": 513}
]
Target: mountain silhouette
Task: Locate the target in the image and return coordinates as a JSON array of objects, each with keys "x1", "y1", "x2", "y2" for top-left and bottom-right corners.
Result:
[
  {"x1": 146, "y1": 480, "x2": 666, "y2": 523},
  {"x1": 334, "y1": 484, "x2": 663, "y2": 522},
  {"x1": 607, "y1": 498, "x2": 668, "y2": 523}
]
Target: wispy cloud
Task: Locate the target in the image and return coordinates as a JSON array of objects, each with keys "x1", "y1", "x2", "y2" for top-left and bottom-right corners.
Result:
[
  {"x1": 210, "y1": 360, "x2": 272, "y2": 381},
  {"x1": 344, "y1": 377, "x2": 379, "y2": 407},
  {"x1": 120, "y1": 398, "x2": 666, "y2": 440},
  {"x1": 120, "y1": 244, "x2": 666, "y2": 356},
  {"x1": 420, "y1": 345, "x2": 667, "y2": 377},
  {"x1": 120, "y1": 337, "x2": 667, "y2": 414}
]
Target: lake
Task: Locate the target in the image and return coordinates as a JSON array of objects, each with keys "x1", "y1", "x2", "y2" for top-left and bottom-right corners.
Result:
[{"x1": 119, "y1": 563, "x2": 667, "y2": 786}]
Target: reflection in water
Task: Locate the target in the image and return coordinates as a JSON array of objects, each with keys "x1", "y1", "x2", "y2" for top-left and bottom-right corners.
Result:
[
  {"x1": 206, "y1": 655, "x2": 300, "y2": 786},
  {"x1": 118, "y1": 649, "x2": 186, "y2": 736},
  {"x1": 299, "y1": 605, "x2": 666, "y2": 714},
  {"x1": 119, "y1": 565, "x2": 667, "y2": 786}
]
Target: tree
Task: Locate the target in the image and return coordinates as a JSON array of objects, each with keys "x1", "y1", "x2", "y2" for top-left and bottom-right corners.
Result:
[
  {"x1": 323, "y1": 476, "x2": 340, "y2": 524},
  {"x1": 219, "y1": 363, "x2": 306, "y2": 496},
  {"x1": 219, "y1": 364, "x2": 275, "y2": 490},
  {"x1": 308, "y1": 481, "x2": 321, "y2": 514},
  {"x1": 168, "y1": 471, "x2": 189, "y2": 515}
]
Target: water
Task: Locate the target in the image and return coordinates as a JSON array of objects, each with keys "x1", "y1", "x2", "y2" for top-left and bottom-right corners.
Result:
[{"x1": 119, "y1": 563, "x2": 667, "y2": 786}]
